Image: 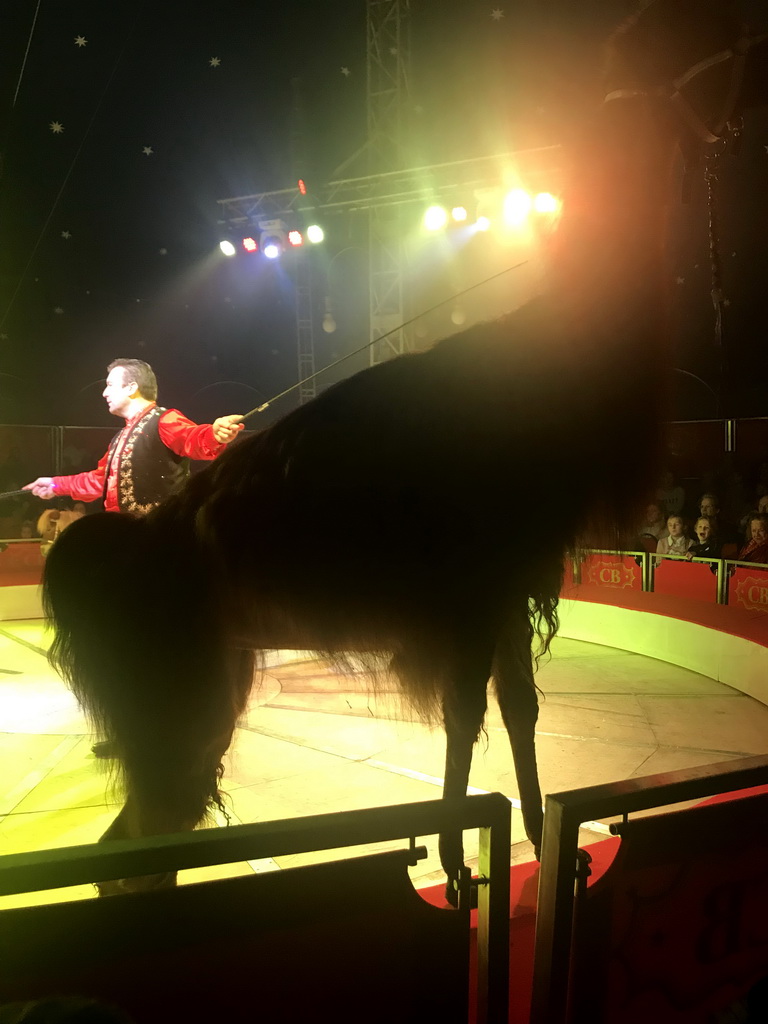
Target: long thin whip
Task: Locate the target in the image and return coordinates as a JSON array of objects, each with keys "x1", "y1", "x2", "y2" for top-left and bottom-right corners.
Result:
[{"x1": 241, "y1": 259, "x2": 529, "y2": 421}]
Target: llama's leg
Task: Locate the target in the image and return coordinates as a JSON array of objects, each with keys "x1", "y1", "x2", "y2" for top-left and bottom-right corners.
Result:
[
  {"x1": 439, "y1": 650, "x2": 492, "y2": 905},
  {"x1": 492, "y1": 620, "x2": 544, "y2": 857},
  {"x1": 97, "y1": 650, "x2": 256, "y2": 895}
]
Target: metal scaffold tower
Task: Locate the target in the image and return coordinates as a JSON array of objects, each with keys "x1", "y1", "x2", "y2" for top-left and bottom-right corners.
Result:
[
  {"x1": 216, "y1": 2, "x2": 564, "y2": 404},
  {"x1": 366, "y1": 0, "x2": 412, "y2": 365}
]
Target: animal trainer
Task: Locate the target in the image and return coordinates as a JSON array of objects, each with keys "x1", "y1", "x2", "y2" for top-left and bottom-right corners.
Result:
[
  {"x1": 23, "y1": 357, "x2": 244, "y2": 758},
  {"x1": 42, "y1": 1, "x2": 768, "y2": 898}
]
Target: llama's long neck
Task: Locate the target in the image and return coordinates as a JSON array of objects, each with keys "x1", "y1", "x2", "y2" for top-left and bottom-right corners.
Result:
[{"x1": 551, "y1": 95, "x2": 679, "y2": 344}]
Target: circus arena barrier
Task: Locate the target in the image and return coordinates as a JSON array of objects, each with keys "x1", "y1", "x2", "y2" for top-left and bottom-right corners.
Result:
[
  {"x1": 0, "y1": 794, "x2": 511, "y2": 1024},
  {"x1": 4, "y1": 519, "x2": 768, "y2": 1019},
  {"x1": 531, "y1": 755, "x2": 768, "y2": 1024}
]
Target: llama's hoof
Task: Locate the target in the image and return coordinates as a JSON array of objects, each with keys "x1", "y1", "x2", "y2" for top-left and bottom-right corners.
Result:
[
  {"x1": 443, "y1": 873, "x2": 478, "y2": 909},
  {"x1": 444, "y1": 879, "x2": 460, "y2": 908},
  {"x1": 91, "y1": 739, "x2": 118, "y2": 759}
]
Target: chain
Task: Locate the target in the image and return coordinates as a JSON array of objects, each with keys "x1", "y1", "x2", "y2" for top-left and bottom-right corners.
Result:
[{"x1": 703, "y1": 143, "x2": 726, "y2": 347}]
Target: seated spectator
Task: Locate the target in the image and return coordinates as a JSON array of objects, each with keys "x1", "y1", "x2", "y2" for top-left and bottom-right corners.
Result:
[
  {"x1": 656, "y1": 470, "x2": 685, "y2": 516},
  {"x1": 36, "y1": 507, "x2": 84, "y2": 556},
  {"x1": 758, "y1": 494, "x2": 768, "y2": 515},
  {"x1": 699, "y1": 493, "x2": 740, "y2": 545},
  {"x1": 687, "y1": 516, "x2": 722, "y2": 559},
  {"x1": 739, "y1": 514, "x2": 768, "y2": 565},
  {"x1": 637, "y1": 501, "x2": 667, "y2": 541},
  {"x1": 656, "y1": 514, "x2": 694, "y2": 557},
  {"x1": 19, "y1": 520, "x2": 35, "y2": 539}
]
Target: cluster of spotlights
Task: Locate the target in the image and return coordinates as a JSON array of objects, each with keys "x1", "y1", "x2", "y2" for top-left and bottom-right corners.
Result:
[
  {"x1": 422, "y1": 190, "x2": 560, "y2": 233},
  {"x1": 219, "y1": 221, "x2": 325, "y2": 259}
]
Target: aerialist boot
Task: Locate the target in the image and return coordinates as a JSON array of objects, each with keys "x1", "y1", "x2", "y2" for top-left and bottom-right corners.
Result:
[{"x1": 91, "y1": 739, "x2": 118, "y2": 758}]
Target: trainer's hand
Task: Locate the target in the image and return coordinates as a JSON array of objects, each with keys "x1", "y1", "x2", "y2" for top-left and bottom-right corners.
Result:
[
  {"x1": 212, "y1": 414, "x2": 245, "y2": 445},
  {"x1": 23, "y1": 477, "x2": 57, "y2": 500}
]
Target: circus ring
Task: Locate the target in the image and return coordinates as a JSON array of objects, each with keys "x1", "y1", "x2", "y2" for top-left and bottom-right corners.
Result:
[
  {"x1": 559, "y1": 550, "x2": 768, "y2": 705},
  {"x1": 3, "y1": 542, "x2": 768, "y2": 1021},
  {"x1": 2, "y1": 539, "x2": 768, "y2": 893}
]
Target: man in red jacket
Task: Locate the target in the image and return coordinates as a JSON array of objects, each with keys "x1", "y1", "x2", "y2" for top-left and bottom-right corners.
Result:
[
  {"x1": 24, "y1": 358, "x2": 243, "y2": 513},
  {"x1": 23, "y1": 358, "x2": 244, "y2": 760}
]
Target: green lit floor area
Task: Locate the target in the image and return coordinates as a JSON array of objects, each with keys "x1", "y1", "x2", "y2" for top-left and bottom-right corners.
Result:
[{"x1": 2, "y1": 619, "x2": 768, "y2": 908}]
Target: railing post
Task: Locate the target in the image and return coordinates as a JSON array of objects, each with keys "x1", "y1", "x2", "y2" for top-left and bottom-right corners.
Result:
[{"x1": 718, "y1": 560, "x2": 731, "y2": 605}]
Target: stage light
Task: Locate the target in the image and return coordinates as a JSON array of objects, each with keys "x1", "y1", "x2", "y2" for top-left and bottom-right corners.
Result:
[
  {"x1": 533, "y1": 191, "x2": 560, "y2": 214},
  {"x1": 475, "y1": 216, "x2": 491, "y2": 231},
  {"x1": 219, "y1": 240, "x2": 236, "y2": 257},
  {"x1": 262, "y1": 239, "x2": 281, "y2": 259},
  {"x1": 423, "y1": 205, "x2": 448, "y2": 231},
  {"x1": 242, "y1": 236, "x2": 258, "y2": 252},
  {"x1": 307, "y1": 224, "x2": 324, "y2": 243},
  {"x1": 503, "y1": 189, "x2": 532, "y2": 226},
  {"x1": 288, "y1": 229, "x2": 304, "y2": 247},
  {"x1": 451, "y1": 206, "x2": 468, "y2": 222}
]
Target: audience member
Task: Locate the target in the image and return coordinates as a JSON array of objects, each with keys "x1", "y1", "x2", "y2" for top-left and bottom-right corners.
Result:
[
  {"x1": 687, "y1": 516, "x2": 721, "y2": 559},
  {"x1": 699, "y1": 493, "x2": 740, "y2": 545},
  {"x1": 637, "y1": 501, "x2": 667, "y2": 541},
  {"x1": 656, "y1": 470, "x2": 685, "y2": 516},
  {"x1": 656, "y1": 514, "x2": 694, "y2": 557},
  {"x1": 36, "y1": 508, "x2": 84, "y2": 556},
  {"x1": 739, "y1": 514, "x2": 768, "y2": 565}
]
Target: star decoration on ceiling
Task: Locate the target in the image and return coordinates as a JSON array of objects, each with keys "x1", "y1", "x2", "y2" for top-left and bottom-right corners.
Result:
[
  {"x1": 209, "y1": 57, "x2": 221, "y2": 68},
  {"x1": 389, "y1": 47, "x2": 398, "y2": 56},
  {"x1": 491, "y1": 8, "x2": 504, "y2": 20},
  {"x1": 54, "y1": 307, "x2": 64, "y2": 315},
  {"x1": 142, "y1": 146, "x2": 153, "y2": 156},
  {"x1": 49, "y1": 121, "x2": 64, "y2": 134},
  {"x1": 0, "y1": 333, "x2": 8, "y2": 341},
  {"x1": 159, "y1": 248, "x2": 168, "y2": 256},
  {"x1": 74, "y1": 36, "x2": 87, "y2": 47},
  {"x1": 340, "y1": 67, "x2": 351, "y2": 77},
  {"x1": 61, "y1": 230, "x2": 71, "y2": 239},
  {"x1": 676, "y1": 276, "x2": 685, "y2": 285}
]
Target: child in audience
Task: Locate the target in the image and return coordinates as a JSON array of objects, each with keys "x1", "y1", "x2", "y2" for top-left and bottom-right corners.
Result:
[{"x1": 656, "y1": 514, "x2": 694, "y2": 557}]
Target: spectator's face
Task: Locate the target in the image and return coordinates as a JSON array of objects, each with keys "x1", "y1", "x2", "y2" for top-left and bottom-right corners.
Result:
[
  {"x1": 750, "y1": 520, "x2": 767, "y2": 544},
  {"x1": 668, "y1": 517, "x2": 684, "y2": 537},
  {"x1": 758, "y1": 496, "x2": 768, "y2": 514},
  {"x1": 20, "y1": 523, "x2": 33, "y2": 538},
  {"x1": 700, "y1": 499, "x2": 718, "y2": 517},
  {"x1": 646, "y1": 503, "x2": 662, "y2": 522},
  {"x1": 695, "y1": 520, "x2": 711, "y2": 543}
]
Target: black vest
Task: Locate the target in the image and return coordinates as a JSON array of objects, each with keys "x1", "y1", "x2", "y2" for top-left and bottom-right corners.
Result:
[{"x1": 105, "y1": 406, "x2": 189, "y2": 514}]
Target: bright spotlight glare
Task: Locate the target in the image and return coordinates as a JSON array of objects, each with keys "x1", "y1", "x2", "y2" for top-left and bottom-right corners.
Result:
[
  {"x1": 475, "y1": 216, "x2": 491, "y2": 232},
  {"x1": 288, "y1": 230, "x2": 304, "y2": 247},
  {"x1": 423, "y1": 205, "x2": 448, "y2": 231},
  {"x1": 242, "y1": 236, "x2": 258, "y2": 252},
  {"x1": 307, "y1": 224, "x2": 324, "y2": 243},
  {"x1": 219, "y1": 240, "x2": 236, "y2": 257},
  {"x1": 503, "y1": 189, "x2": 532, "y2": 226},
  {"x1": 533, "y1": 192, "x2": 559, "y2": 214},
  {"x1": 451, "y1": 206, "x2": 468, "y2": 222},
  {"x1": 263, "y1": 241, "x2": 281, "y2": 260}
]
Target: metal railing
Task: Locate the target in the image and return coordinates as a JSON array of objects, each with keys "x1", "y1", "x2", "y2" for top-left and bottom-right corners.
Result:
[
  {"x1": 0, "y1": 793, "x2": 512, "y2": 1024},
  {"x1": 530, "y1": 754, "x2": 768, "y2": 1023}
]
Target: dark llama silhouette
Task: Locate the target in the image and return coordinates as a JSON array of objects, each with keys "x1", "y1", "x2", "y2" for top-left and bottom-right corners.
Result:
[{"x1": 42, "y1": 0, "x2": 768, "y2": 898}]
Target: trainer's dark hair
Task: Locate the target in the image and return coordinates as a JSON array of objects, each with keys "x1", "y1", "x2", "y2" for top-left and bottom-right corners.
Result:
[{"x1": 107, "y1": 359, "x2": 158, "y2": 401}]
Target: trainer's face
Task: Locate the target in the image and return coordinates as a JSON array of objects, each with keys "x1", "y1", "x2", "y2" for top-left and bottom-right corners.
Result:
[{"x1": 103, "y1": 368, "x2": 136, "y2": 418}]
